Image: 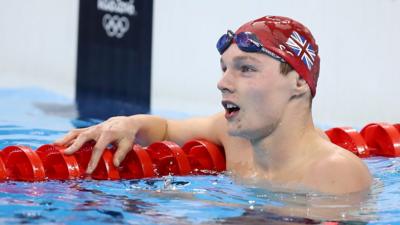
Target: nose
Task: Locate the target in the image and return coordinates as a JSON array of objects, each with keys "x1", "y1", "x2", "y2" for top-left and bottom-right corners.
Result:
[{"x1": 217, "y1": 71, "x2": 235, "y2": 94}]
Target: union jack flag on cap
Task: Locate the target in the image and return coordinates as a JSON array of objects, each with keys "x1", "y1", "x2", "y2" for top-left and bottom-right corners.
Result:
[{"x1": 286, "y1": 31, "x2": 316, "y2": 71}]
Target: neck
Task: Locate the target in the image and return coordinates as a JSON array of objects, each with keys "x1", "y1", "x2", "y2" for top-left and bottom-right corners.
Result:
[{"x1": 250, "y1": 99, "x2": 319, "y2": 176}]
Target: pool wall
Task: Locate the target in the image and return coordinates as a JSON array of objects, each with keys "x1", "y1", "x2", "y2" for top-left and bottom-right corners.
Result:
[{"x1": 0, "y1": 0, "x2": 399, "y2": 125}]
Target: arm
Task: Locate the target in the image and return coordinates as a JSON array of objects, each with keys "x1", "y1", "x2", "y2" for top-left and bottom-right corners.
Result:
[
  {"x1": 165, "y1": 112, "x2": 223, "y2": 146},
  {"x1": 55, "y1": 112, "x2": 225, "y2": 174}
]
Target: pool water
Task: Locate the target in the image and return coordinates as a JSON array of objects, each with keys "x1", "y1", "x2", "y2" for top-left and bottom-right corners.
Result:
[{"x1": 0, "y1": 88, "x2": 399, "y2": 225}]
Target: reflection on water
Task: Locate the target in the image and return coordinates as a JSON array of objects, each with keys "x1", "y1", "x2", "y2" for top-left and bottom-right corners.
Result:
[{"x1": 0, "y1": 174, "x2": 379, "y2": 225}]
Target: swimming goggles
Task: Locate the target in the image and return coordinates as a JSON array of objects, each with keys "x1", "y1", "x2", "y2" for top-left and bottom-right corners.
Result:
[{"x1": 216, "y1": 30, "x2": 285, "y2": 63}]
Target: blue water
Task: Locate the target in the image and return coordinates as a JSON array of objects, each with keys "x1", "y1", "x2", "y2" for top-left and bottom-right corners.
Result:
[{"x1": 0, "y1": 88, "x2": 399, "y2": 225}]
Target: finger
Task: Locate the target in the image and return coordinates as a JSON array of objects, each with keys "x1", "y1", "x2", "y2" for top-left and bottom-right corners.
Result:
[
  {"x1": 64, "y1": 131, "x2": 94, "y2": 155},
  {"x1": 54, "y1": 128, "x2": 86, "y2": 146},
  {"x1": 62, "y1": 138, "x2": 77, "y2": 148},
  {"x1": 57, "y1": 134, "x2": 81, "y2": 147},
  {"x1": 113, "y1": 138, "x2": 134, "y2": 167},
  {"x1": 86, "y1": 134, "x2": 112, "y2": 174}
]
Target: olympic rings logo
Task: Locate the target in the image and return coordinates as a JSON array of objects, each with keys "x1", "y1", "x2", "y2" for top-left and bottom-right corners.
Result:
[{"x1": 102, "y1": 13, "x2": 130, "y2": 38}]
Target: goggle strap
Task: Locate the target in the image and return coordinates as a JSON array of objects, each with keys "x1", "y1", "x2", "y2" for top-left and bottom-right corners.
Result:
[{"x1": 260, "y1": 48, "x2": 286, "y2": 63}]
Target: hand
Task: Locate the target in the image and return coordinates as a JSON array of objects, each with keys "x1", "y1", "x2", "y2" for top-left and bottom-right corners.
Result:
[{"x1": 55, "y1": 116, "x2": 139, "y2": 174}]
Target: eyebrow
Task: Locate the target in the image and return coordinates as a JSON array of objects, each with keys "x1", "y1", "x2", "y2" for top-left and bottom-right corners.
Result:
[
  {"x1": 219, "y1": 55, "x2": 262, "y2": 68},
  {"x1": 220, "y1": 55, "x2": 262, "y2": 66},
  {"x1": 233, "y1": 55, "x2": 262, "y2": 64}
]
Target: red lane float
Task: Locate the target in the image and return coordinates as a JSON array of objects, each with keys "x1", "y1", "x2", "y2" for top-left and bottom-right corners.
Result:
[
  {"x1": 182, "y1": 139, "x2": 226, "y2": 174},
  {"x1": 0, "y1": 157, "x2": 7, "y2": 180},
  {"x1": 360, "y1": 123, "x2": 400, "y2": 157},
  {"x1": 2, "y1": 120, "x2": 400, "y2": 182},
  {"x1": 325, "y1": 127, "x2": 369, "y2": 157},
  {"x1": 393, "y1": 123, "x2": 400, "y2": 134},
  {"x1": 325, "y1": 122, "x2": 400, "y2": 157},
  {"x1": 0, "y1": 146, "x2": 46, "y2": 181},
  {"x1": 0, "y1": 139, "x2": 225, "y2": 182},
  {"x1": 73, "y1": 142, "x2": 120, "y2": 180},
  {"x1": 36, "y1": 144, "x2": 80, "y2": 180},
  {"x1": 147, "y1": 141, "x2": 192, "y2": 176},
  {"x1": 119, "y1": 144, "x2": 155, "y2": 179}
]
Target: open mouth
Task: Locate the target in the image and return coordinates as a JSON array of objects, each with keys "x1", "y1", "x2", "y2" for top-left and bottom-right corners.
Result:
[{"x1": 222, "y1": 101, "x2": 240, "y2": 118}]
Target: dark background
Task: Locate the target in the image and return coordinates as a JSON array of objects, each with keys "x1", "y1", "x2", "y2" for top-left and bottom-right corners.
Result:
[{"x1": 76, "y1": 0, "x2": 153, "y2": 120}]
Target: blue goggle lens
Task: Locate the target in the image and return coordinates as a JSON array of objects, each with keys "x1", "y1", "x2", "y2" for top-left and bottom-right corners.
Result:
[
  {"x1": 217, "y1": 30, "x2": 262, "y2": 55},
  {"x1": 235, "y1": 32, "x2": 262, "y2": 52}
]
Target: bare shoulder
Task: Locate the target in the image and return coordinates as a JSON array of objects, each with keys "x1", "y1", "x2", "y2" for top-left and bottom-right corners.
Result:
[{"x1": 305, "y1": 141, "x2": 373, "y2": 194}]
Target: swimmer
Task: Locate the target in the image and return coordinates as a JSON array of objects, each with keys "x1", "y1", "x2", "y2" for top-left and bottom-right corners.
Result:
[{"x1": 56, "y1": 16, "x2": 372, "y2": 194}]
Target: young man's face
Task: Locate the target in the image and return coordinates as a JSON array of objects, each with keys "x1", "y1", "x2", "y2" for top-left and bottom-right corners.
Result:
[{"x1": 218, "y1": 44, "x2": 295, "y2": 140}]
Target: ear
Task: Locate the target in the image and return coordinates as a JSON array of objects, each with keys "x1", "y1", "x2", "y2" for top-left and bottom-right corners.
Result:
[{"x1": 292, "y1": 73, "x2": 309, "y2": 97}]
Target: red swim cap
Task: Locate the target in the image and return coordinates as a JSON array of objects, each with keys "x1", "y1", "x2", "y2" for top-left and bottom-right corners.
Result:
[{"x1": 235, "y1": 16, "x2": 320, "y2": 97}]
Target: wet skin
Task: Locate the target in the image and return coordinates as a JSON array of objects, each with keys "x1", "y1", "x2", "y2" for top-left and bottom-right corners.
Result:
[{"x1": 56, "y1": 44, "x2": 372, "y2": 195}]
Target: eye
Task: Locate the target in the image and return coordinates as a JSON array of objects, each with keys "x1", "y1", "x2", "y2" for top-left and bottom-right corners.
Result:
[{"x1": 240, "y1": 65, "x2": 256, "y2": 73}]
